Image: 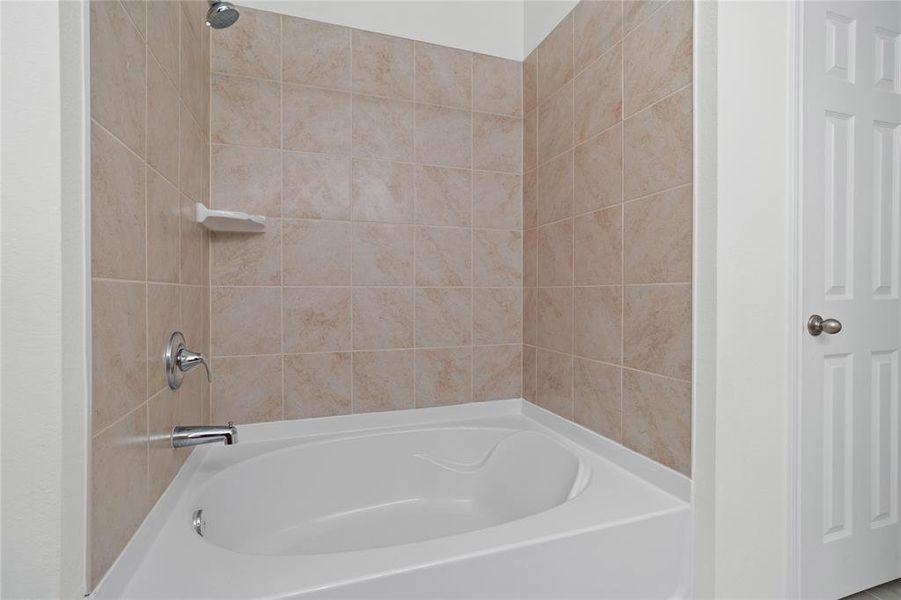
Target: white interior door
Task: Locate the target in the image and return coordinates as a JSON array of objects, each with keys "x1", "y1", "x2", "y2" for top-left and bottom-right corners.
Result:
[{"x1": 801, "y1": 2, "x2": 901, "y2": 598}]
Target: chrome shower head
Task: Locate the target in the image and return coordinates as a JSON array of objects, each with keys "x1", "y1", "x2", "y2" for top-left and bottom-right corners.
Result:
[{"x1": 206, "y1": 1, "x2": 239, "y2": 29}]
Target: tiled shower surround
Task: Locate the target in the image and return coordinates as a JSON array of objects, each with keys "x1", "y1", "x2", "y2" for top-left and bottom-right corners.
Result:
[
  {"x1": 207, "y1": 9, "x2": 525, "y2": 420},
  {"x1": 88, "y1": 0, "x2": 692, "y2": 589},
  {"x1": 522, "y1": 0, "x2": 693, "y2": 475},
  {"x1": 89, "y1": 0, "x2": 211, "y2": 585}
]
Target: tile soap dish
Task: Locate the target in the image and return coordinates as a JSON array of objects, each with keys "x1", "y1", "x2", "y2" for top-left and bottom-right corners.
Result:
[{"x1": 195, "y1": 203, "x2": 266, "y2": 233}]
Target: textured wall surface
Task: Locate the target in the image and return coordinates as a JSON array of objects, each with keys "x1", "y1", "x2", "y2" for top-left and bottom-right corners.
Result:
[
  {"x1": 89, "y1": 0, "x2": 211, "y2": 587},
  {"x1": 207, "y1": 7, "x2": 524, "y2": 421},
  {"x1": 522, "y1": 0, "x2": 693, "y2": 475}
]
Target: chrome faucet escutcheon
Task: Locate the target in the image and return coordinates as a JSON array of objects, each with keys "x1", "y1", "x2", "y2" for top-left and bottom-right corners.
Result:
[{"x1": 165, "y1": 331, "x2": 211, "y2": 390}]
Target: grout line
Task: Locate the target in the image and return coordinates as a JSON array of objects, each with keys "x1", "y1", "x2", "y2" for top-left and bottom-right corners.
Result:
[
  {"x1": 412, "y1": 41, "x2": 419, "y2": 409},
  {"x1": 279, "y1": 15, "x2": 286, "y2": 421},
  {"x1": 619, "y1": 12, "x2": 626, "y2": 441},
  {"x1": 349, "y1": 25, "x2": 355, "y2": 415},
  {"x1": 570, "y1": 11, "x2": 576, "y2": 423}
]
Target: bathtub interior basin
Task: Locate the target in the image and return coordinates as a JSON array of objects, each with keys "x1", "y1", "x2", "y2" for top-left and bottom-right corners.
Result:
[{"x1": 197, "y1": 428, "x2": 589, "y2": 556}]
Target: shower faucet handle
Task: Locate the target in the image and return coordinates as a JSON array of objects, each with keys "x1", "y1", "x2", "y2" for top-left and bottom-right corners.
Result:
[{"x1": 165, "y1": 331, "x2": 211, "y2": 390}]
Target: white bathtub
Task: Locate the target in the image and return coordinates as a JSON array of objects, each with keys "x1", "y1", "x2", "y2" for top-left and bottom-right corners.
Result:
[{"x1": 93, "y1": 399, "x2": 691, "y2": 599}]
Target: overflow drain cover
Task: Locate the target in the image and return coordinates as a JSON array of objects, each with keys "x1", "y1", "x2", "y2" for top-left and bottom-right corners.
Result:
[{"x1": 192, "y1": 509, "x2": 205, "y2": 537}]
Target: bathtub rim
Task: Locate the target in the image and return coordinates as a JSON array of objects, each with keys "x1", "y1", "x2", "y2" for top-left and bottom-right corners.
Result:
[{"x1": 91, "y1": 398, "x2": 690, "y2": 599}]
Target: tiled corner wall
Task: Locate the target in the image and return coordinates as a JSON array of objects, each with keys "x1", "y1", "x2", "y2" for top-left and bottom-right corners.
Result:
[
  {"x1": 89, "y1": 0, "x2": 211, "y2": 587},
  {"x1": 206, "y1": 8, "x2": 524, "y2": 421},
  {"x1": 522, "y1": 0, "x2": 693, "y2": 474}
]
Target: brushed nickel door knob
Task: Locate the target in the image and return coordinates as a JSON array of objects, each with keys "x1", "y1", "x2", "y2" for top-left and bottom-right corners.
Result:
[{"x1": 807, "y1": 314, "x2": 842, "y2": 336}]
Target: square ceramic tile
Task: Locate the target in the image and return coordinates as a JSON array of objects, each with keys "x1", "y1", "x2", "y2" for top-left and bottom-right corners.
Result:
[
  {"x1": 352, "y1": 287, "x2": 414, "y2": 349},
  {"x1": 415, "y1": 347, "x2": 472, "y2": 407},
  {"x1": 414, "y1": 288, "x2": 471, "y2": 347},
  {"x1": 415, "y1": 166, "x2": 472, "y2": 226},
  {"x1": 283, "y1": 17, "x2": 351, "y2": 89},
  {"x1": 283, "y1": 84, "x2": 352, "y2": 154},
  {"x1": 537, "y1": 82, "x2": 574, "y2": 164},
  {"x1": 537, "y1": 219, "x2": 574, "y2": 287},
  {"x1": 573, "y1": 285, "x2": 622, "y2": 363},
  {"x1": 574, "y1": 358, "x2": 622, "y2": 442},
  {"x1": 537, "y1": 348, "x2": 573, "y2": 418},
  {"x1": 211, "y1": 355, "x2": 283, "y2": 423},
  {"x1": 473, "y1": 54, "x2": 522, "y2": 117},
  {"x1": 352, "y1": 158, "x2": 414, "y2": 223},
  {"x1": 415, "y1": 42, "x2": 471, "y2": 109},
  {"x1": 537, "y1": 12, "x2": 574, "y2": 104},
  {"x1": 473, "y1": 229, "x2": 522, "y2": 287},
  {"x1": 624, "y1": 0, "x2": 666, "y2": 34},
  {"x1": 522, "y1": 343, "x2": 538, "y2": 402},
  {"x1": 623, "y1": 368, "x2": 691, "y2": 475},
  {"x1": 283, "y1": 152, "x2": 351, "y2": 220},
  {"x1": 90, "y1": 405, "x2": 147, "y2": 587},
  {"x1": 211, "y1": 73, "x2": 280, "y2": 148},
  {"x1": 352, "y1": 95, "x2": 414, "y2": 161},
  {"x1": 283, "y1": 220, "x2": 352, "y2": 285},
  {"x1": 473, "y1": 288, "x2": 522, "y2": 345},
  {"x1": 91, "y1": 0, "x2": 146, "y2": 156},
  {"x1": 574, "y1": 43, "x2": 622, "y2": 143},
  {"x1": 623, "y1": 0, "x2": 692, "y2": 116},
  {"x1": 523, "y1": 286, "x2": 539, "y2": 346},
  {"x1": 523, "y1": 168, "x2": 538, "y2": 229},
  {"x1": 352, "y1": 30, "x2": 414, "y2": 99},
  {"x1": 146, "y1": 55, "x2": 179, "y2": 183},
  {"x1": 212, "y1": 144, "x2": 282, "y2": 217},
  {"x1": 523, "y1": 228, "x2": 538, "y2": 288},
  {"x1": 353, "y1": 350, "x2": 414, "y2": 412},
  {"x1": 284, "y1": 352, "x2": 352, "y2": 418},
  {"x1": 523, "y1": 48, "x2": 538, "y2": 114},
  {"x1": 538, "y1": 150, "x2": 574, "y2": 225},
  {"x1": 352, "y1": 223, "x2": 414, "y2": 286},
  {"x1": 92, "y1": 280, "x2": 146, "y2": 432},
  {"x1": 91, "y1": 124, "x2": 145, "y2": 281},
  {"x1": 624, "y1": 185, "x2": 692, "y2": 283},
  {"x1": 415, "y1": 227, "x2": 471, "y2": 287},
  {"x1": 473, "y1": 344, "x2": 522, "y2": 401},
  {"x1": 574, "y1": 123, "x2": 623, "y2": 213},
  {"x1": 210, "y1": 220, "x2": 281, "y2": 286},
  {"x1": 537, "y1": 286, "x2": 573, "y2": 354},
  {"x1": 146, "y1": 169, "x2": 180, "y2": 283},
  {"x1": 623, "y1": 86, "x2": 692, "y2": 200},
  {"x1": 574, "y1": 206, "x2": 622, "y2": 285},
  {"x1": 473, "y1": 113, "x2": 522, "y2": 173},
  {"x1": 473, "y1": 172, "x2": 522, "y2": 230},
  {"x1": 574, "y1": 0, "x2": 623, "y2": 72},
  {"x1": 283, "y1": 287, "x2": 352, "y2": 353},
  {"x1": 623, "y1": 284, "x2": 691, "y2": 379},
  {"x1": 210, "y1": 286, "x2": 281, "y2": 356},
  {"x1": 415, "y1": 104, "x2": 472, "y2": 168},
  {"x1": 523, "y1": 108, "x2": 538, "y2": 172},
  {"x1": 211, "y1": 6, "x2": 280, "y2": 79}
]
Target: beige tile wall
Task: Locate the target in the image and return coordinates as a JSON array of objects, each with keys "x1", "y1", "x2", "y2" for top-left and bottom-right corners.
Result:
[
  {"x1": 89, "y1": 0, "x2": 211, "y2": 587},
  {"x1": 523, "y1": 0, "x2": 693, "y2": 475},
  {"x1": 208, "y1": 8, "x2": 524, "y2": 421}
]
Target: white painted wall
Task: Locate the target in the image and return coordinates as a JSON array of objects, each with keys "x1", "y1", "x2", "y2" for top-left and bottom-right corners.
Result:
[
  {"x1": 240, "y1": 0, "x2": 525, "y2": 60},
  {"x1": 0, "y1": 0, "x2": 90, "y2": 596},
  {"x1": 523, "y1": 0, "x2": 576, "y2": 56},
  {"x1": 692, "y1": 1, "x2": 796, "y2": 597},
  {"x1": 239, "y1": 0, "x2": 576, "y2": 61}
]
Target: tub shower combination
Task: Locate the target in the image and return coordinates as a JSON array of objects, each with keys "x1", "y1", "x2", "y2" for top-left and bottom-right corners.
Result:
[{"x1": 95, "y1": 400, "x2": 689, "y2": 599}]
